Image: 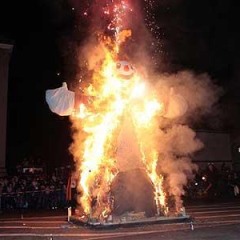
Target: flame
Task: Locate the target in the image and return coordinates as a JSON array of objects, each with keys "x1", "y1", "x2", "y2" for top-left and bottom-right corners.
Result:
[
  {"x1": 131, "y1": 96, "x2": 166, "y2": 213},
  {"x1": 71, "y1": 49, "x2": 167, "y2": 217},
  {"x1": 70, "y1": 1, "x2": 168, "y2": 219}
]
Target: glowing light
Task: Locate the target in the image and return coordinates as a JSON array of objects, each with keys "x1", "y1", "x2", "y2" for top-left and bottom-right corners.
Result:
[{"x1": 70, "y1": 0, "x2": 168, "y2": 219}]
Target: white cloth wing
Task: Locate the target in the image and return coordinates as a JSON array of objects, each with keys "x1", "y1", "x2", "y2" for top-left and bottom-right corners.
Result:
[{"x1": 45, "y1": 82, "x2": 75, "y2": 116}]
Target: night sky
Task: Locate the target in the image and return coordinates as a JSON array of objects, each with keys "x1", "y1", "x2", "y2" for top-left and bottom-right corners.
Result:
[{"x1": 0, "y1": 0, "x2": 239, "y2": 172}]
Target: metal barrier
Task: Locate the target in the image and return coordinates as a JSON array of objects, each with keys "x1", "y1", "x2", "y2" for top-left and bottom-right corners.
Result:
[{"x1": 0, "y1": 188, "x2": 67, "y2": 210}]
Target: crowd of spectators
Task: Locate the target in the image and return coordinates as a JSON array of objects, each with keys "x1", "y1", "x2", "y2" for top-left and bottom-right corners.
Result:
[
  {"x1": 1, "y1": 158, "x2": 240, "y2": 213},
  {"x1": 0, "y1": 156, "x2": 72, "y2": 212},
  {"x1": 186, "y1": 163, "x2": 240, "y2": 200}
]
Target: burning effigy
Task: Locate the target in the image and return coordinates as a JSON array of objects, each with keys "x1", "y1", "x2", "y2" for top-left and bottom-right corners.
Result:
[{"x1": 46, "y1": 0, "x2": 221, "y2": 226}]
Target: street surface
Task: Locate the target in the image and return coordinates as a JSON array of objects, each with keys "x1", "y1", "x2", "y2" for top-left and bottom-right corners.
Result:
[{"x1": 0, "y1": 199, "x2": 240, "y2": 239}]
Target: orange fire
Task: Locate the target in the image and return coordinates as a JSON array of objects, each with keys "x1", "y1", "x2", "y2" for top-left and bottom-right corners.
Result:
[{"x1": 70, "y1": 31, "x2": 167, "y2": 219}]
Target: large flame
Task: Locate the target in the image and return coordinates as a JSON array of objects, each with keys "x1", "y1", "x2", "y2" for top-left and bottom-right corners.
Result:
[
  {"x1": 70, "y1": 1, "x2": 167, "y2": 220},
  {"x1": 71, "y1": 45, "x2": 166, "y2": 218}
]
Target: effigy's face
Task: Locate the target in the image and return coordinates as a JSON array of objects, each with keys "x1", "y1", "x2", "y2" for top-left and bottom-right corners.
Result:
[
  {"x1": 113, "y1": 60, "x2": 143, "y2": 101},
  {"x1": 115, "y1": 61, "x2": 135, "y2": 80}
]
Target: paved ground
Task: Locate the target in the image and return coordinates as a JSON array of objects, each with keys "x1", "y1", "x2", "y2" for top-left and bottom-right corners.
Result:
[{"x1": 0, "y1": 199, "x2": 240, "y2": 239}]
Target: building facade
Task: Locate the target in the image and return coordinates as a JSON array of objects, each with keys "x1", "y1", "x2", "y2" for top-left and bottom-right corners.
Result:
[
  {"x1": 193, "y1": 131, "x2": 232, "y2": 169},
  {"x1": 0, "y1": 43, "x2": 13, "y2": 176}
]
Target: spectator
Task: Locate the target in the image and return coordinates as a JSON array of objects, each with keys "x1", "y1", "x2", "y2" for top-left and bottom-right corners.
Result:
[
  {"x1": 0, "y1": 160, "x2": 71, "y2": 211},
  {"x1": 204, "y1": 163, "x2": 219, "y2": 199}
]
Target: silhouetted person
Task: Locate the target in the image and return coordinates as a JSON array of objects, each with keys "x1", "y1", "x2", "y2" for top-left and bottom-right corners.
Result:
[{"x1": 204, "y1": 163, "x2": 219, "y2": 200}]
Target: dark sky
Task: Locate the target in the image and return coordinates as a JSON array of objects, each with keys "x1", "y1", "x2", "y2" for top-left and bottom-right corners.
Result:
[
  {"x1": 0, "y1": 0, "x2": 76, "y2": 171},
  {"x1": 0, "y1": 0, "x2": 239, "y2": 172}
]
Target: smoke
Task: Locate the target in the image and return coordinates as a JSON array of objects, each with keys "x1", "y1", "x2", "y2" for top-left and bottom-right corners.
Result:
[
  {"x1": 73, "y1": 0, "x2": 157, "y2": 75},
  {"x1": 111, "y1": 67, "x2": 222, "y2": 211},
  {"x1": 153, "y1": 71, "x2": 222, "y2": 121},
  {"x1": 68, "y1": 0, "x2": 222, "y2": 214},
  {"x1": 150, "y1": 70, "x2": 221, "y2": 209},
  {"x1": 157, "y1": 126, "x2": 201, "y2": 209}
]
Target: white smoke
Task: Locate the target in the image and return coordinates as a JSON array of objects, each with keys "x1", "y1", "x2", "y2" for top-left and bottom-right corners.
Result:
[
  {"x1": 154, "y1": 71, "x2": 222, "y2": 121},
  {"x1": 69, "y1": 0, "x2": 223, "y2": 214},
  {"x1": 149, "y1": 70, "x2": 222, "y2": 210}
]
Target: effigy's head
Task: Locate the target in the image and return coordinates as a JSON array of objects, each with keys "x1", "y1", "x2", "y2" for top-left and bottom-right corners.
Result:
[{"x1": 115, "y1": 60, "x2": 135, "y2": 80}]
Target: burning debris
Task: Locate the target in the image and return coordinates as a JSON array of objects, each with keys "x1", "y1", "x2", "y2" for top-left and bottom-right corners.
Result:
[{"x1": 46, "y1": 0, "x2": 221, "y2": 225}]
